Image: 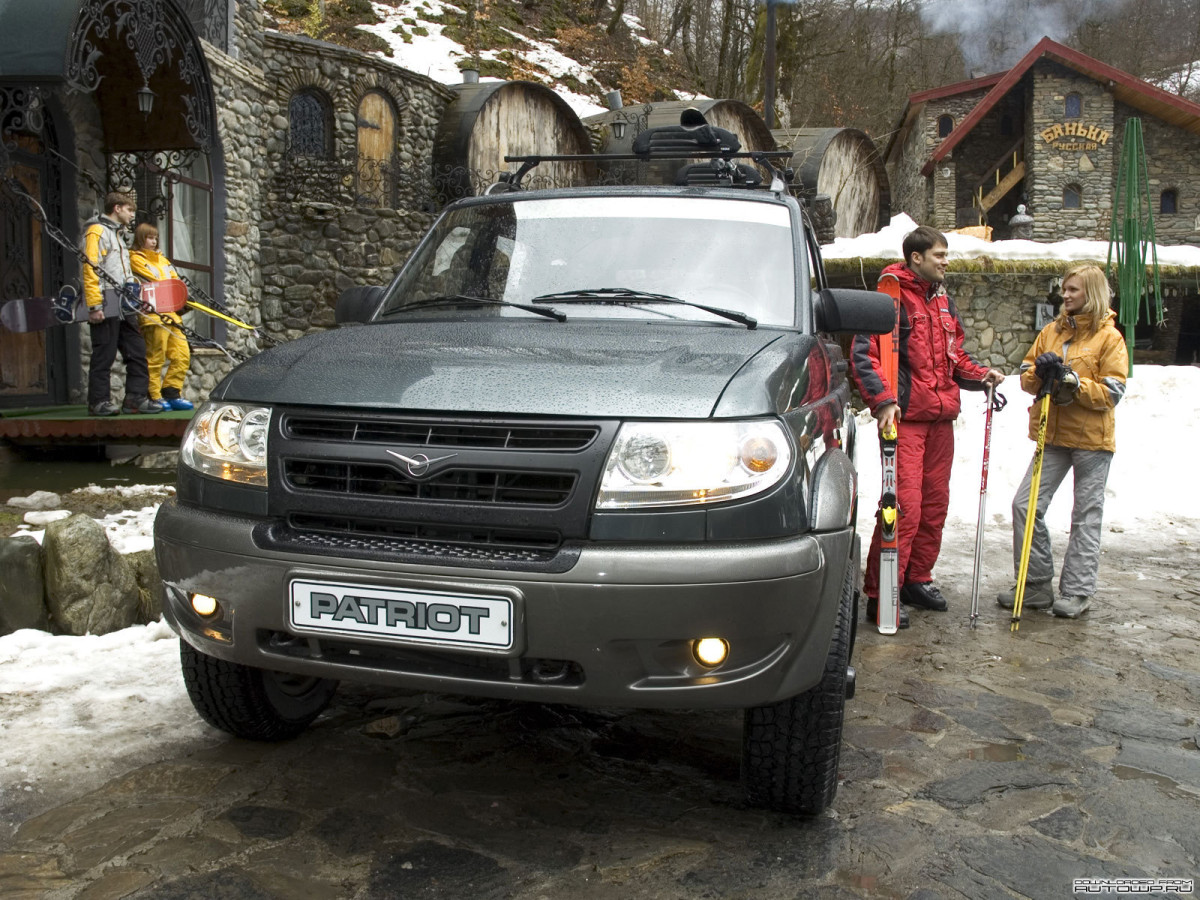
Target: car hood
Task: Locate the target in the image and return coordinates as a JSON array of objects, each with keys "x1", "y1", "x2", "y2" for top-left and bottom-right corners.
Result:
[{"x1": 214, "y1": 319, "x2": 786, "y2": 418}]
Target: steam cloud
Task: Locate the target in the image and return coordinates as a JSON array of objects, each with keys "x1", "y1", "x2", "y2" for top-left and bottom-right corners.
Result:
[{"x1": 919, "y1": 0, "x2": 1084, "y2": 71}]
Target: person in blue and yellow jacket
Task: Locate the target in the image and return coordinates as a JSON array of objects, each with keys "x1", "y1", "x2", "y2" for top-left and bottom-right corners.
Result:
[
  {"x1": 130, "y1": 224, "x2": 193, "y2": 410},
  {"x1": 997, "y1": 264, "x2": 1129, "y2": 619},
  {"x1": 82, "y1": 192, "x2": 159, "y2": 416}
]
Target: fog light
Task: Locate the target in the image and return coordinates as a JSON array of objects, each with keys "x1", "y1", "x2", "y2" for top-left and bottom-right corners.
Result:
[
  {"x1": 693, "y1": 637, "x2": 729, "y2": 667},
  {"x1": 190, "y1": 593, "x2": 220, "y2": 617}
]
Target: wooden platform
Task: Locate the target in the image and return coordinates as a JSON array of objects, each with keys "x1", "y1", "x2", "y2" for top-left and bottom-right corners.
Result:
[{"x1": 0, "y1": 405, "x2": 194, "y2": 448}]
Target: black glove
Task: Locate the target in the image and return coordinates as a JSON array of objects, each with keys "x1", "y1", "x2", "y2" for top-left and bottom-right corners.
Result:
[{"x1": 1034, "y1": 352, "x2": 1063, "y2": 381}]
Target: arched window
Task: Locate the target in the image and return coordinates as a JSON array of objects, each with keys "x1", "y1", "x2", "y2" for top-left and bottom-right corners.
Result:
[
  {"x1": 1063, "y1": 183, "x2": 1082, "y2": 209},
  {"x1": 1161, "y1": 188, "x2": 1178, "y2": 214},
  {"x1": 937, "y1": 114, "x2": 954, "y2": 138},
  {"x1": 1065, "y1": 93, "x2": 1082, "y2": 118},
  {"x1": 288, "y1": 89, "x2": 333, "y2": 158},
  {"x1": 356, "y1": 90, "x2": 398, "y2": 207}
]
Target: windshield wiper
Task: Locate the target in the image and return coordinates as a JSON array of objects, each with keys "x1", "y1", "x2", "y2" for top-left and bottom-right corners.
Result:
[
  {"x1": 386, "y1": 294, "x2": 566, "y2": 322},
  {"x1": 529, "y1": 287, "x2": 756, "y2": 329}
]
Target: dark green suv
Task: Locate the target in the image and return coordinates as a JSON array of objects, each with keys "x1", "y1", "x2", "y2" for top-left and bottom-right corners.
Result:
[{"x1": 155, "y1": 154, "x2": 893, "y2": 815}]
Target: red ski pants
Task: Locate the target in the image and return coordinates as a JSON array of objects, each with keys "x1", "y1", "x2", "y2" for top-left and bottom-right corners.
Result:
[{"x1": 863, "y1": 419, "x2": 954, "y2": 597}]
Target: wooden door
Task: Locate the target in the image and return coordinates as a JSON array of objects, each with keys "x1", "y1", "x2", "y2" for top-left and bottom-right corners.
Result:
[
  {"x1": 356, "y1": 91, "x2": 396, "y2": 207},
  {"x1": 0, "y1": 160, "x2": 50, "y2": 403}
]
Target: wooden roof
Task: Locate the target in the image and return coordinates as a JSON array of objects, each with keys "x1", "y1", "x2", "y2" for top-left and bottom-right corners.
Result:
[{"x1": 920, "y1": 37, "x2": 1200, "y2": 176}]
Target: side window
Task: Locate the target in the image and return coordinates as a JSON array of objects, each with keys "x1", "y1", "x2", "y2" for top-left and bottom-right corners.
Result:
[
  {"x1": 1000, "y1": 115, "x2": 1013, "y2": 137},
  {"x1": 288, "y1": 89, "x2": 333, "y2": 159},
  {"x1": 937, "y1": 115, "x2": 954, "y2": 138},
  {"x1": 1065, "y1": 93, "x2": 1082, "y2": 118},
  {"x1": 1063, "y1": 183, "x2": 1082, "y2": 209},
  {"x1": 1161, "y1": 189, "x2": 1178, "y2": 215}
]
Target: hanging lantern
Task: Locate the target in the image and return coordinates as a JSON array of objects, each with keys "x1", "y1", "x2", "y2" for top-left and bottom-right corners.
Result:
[{"x1": 137, "y1": 85, "x2": 156, "y2": 116}]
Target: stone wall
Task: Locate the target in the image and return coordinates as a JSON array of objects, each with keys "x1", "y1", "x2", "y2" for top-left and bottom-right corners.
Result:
[
  {"x1": 953, "y1": 89, "x2": 1026, "y2": 229},
  {"x1": 231, "y1": 0, "x2": 266, "y2": 70},
  {"x1": 192, "y1": 42, "x2": 270, "y2": 397},
  {"x1": 257, "y1": 32, "x2": 454, "y2": 341},
  {"x1": 887, "y1": 112, "x2": 931, "y2": 226},
  {"x1": 825, "y1": 261, "x2": 1093, "y2": 370},
  {"x1": 1027, "y1": 63, "x2": 1115, "y2": 241},
  {"x1": 260, "y1": 203, "x2": 433, "y2": 336},
  {"x1": 1113, "y1": 102, "x2": 1200, "y2": 246},
  {"x1": 888, "y1": 90, "x2": 994, "y2": 230}
]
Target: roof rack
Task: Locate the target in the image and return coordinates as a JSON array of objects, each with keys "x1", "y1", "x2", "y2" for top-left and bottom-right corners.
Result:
[{"x1": 495, "y1": 108, "x2": 795, "y2": 192}]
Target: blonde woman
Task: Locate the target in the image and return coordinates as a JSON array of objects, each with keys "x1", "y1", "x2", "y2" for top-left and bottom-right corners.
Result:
[
  {"x1": 130, "y1": 224, "x2": 193, "y2": 410},
  {"x1": 997, "y1": 264, "x2": 1129, "y2": 618}
]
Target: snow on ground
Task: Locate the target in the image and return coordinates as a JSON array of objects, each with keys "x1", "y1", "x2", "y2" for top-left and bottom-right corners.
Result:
[
  {"x1": 357, "y1": 0, "x2": 609, "y2": 116},
  {"x1": 9, "y1": 485, "x2": 172, "y2": 553},
  {"x1": 1, "y1": 367, "x2": 1198, "y2": 824},
  {"x1": 0, "y1": 621, "x2": 217, "y2": 823},
  {"x1": 854, "y1": 366, "x2": 1200, "y2": 543},
  {"x1": 823, "y1": 212, "x2": 1200, "y2": 267}
]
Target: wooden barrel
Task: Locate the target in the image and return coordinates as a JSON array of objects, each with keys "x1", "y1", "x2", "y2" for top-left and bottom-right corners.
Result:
[
  {"x1": 772, "y1": 127, "x2": 890, "y2": 237},
  {"x1": 432, "y1": 80, "x2": 595, "y2": 202},
  {"x1": 583, "y1": 99, "x2": 776, "y2": 185}
]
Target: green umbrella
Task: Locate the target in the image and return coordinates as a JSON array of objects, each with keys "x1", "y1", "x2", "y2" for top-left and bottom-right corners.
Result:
[{"x1": 1106, "y1": 118, "x2": 1163, "y2": 376}]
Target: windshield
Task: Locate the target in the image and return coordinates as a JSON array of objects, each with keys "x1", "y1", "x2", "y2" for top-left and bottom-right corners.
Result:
[{"x1": 377, "y1": 195, "x2": 799, "y2": 326}]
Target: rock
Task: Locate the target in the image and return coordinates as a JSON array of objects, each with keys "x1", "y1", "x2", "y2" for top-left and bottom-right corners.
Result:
[
  {"x1": 24, "y1": 509, "x2": 72, "y2": 527},
  {"x1": 0, "y1": 536, "x2": 49, "y2": 635},
  {"x1": 125, "y1": 549, "x2": 166, "y2": 624},
  {"x1": 7, "y1": 491, "x2": 63, "y2": 510},
  {"x1": 42, "y1": 514, "x2": 141, "y2": 636}
]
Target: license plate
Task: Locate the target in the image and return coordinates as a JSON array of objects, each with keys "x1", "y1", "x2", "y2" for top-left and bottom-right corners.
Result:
[{"x1": 289, "y1": 579, "x2": 513, "y2": 650}]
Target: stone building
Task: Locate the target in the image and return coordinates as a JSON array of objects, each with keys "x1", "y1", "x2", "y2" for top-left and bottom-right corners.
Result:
[
  {"x1": 885, "y1": 38, "x2": 1200, "y2": 245},
  {"x1": 882, "y1": 37, "x2": 1200, "y2": 365},
  {"x1": 0, "y1": 0, "x2": 452, "y2": 411}
]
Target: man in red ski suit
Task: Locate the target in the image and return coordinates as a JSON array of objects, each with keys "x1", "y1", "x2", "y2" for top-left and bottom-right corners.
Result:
[{"x1": 852, "y1": 226, "x2": 1004, "y2": 627}]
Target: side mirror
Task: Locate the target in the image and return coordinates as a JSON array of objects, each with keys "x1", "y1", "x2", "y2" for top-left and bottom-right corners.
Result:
[
  {"x1": 814, "y1": 288, "x2": 895, "y2": 335},
  {"x1": 335, "y1": 285, "x2": 384, "y2": 325}
]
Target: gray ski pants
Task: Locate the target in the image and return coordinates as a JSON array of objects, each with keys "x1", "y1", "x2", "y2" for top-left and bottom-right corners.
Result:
[{"x1": 1010, "y1": 445, "x2": 1113, "y2": 598}]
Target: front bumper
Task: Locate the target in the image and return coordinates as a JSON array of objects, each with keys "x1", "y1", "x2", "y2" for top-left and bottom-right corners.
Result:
[{"x1": 154, "y1": 498, "x2": 853, "y2": 709}]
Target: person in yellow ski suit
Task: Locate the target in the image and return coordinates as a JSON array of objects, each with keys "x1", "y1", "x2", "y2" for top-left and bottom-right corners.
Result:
[{"x1": 130, "y1": 224, "x2": 193, "y2": 410}]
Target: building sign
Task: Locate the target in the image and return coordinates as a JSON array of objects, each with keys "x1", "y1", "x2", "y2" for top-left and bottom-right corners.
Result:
[{"x1": 1039, "y1": 122, "x2": 1111, "y2": 152}]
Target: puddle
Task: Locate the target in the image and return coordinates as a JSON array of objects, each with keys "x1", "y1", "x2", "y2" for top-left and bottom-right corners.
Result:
[
  {"x1": 1111, "y1": 765, "x2": 1182, "y2": 792},
  {"x1": 965, "y1": 743, "x2": 1025, "y2": 761}
]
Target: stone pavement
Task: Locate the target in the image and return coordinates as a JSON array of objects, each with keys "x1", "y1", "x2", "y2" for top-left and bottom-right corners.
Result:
[{"x1": 2, "y1": 523, "x2": 1198, "y2": 899}]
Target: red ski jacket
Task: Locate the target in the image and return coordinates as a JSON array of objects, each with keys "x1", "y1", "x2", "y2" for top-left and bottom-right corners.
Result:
[{"x1": 851, "y1": 262, "x2": 990, "y2": 422}]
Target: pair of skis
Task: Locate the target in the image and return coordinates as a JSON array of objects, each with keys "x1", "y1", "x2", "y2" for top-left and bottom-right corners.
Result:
[{"x1": 875, "y1": 274, "x2": 903, "y2": 635}]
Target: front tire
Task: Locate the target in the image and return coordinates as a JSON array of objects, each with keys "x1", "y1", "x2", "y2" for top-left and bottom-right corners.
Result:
[
  {"x1": 741, "y1": 558, "x2": 853, "y2": 816},
  {"x1": 179, "y1": 640, "x2": 338, "y2": 741}
]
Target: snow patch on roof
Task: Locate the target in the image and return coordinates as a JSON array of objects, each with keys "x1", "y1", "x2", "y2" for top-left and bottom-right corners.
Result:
[{"x1": 823, "y1": 213, "x2": 1200, "y2": 267}]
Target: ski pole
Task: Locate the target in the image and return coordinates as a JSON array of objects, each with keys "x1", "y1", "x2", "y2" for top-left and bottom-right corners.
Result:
[
  {"x1": 970, "y1": 385, "x2": 1006, "y2": 628},
  {"x1": 1011, "y1": 373, "x2": 1058, "y2": 632}
]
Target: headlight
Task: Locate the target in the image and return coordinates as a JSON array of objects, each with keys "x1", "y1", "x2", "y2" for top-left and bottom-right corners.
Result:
[
  {"x1": 181, "y1": 402, "x2": 272, "y2": 486},
  {"x1": 596, "y1": 420, "x2": 792, "y2": 509}
]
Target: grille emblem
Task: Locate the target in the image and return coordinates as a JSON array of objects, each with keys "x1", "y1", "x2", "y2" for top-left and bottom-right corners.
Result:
[{"x1": 385, "y1": 449, "x2": 458, "y2": 477}]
